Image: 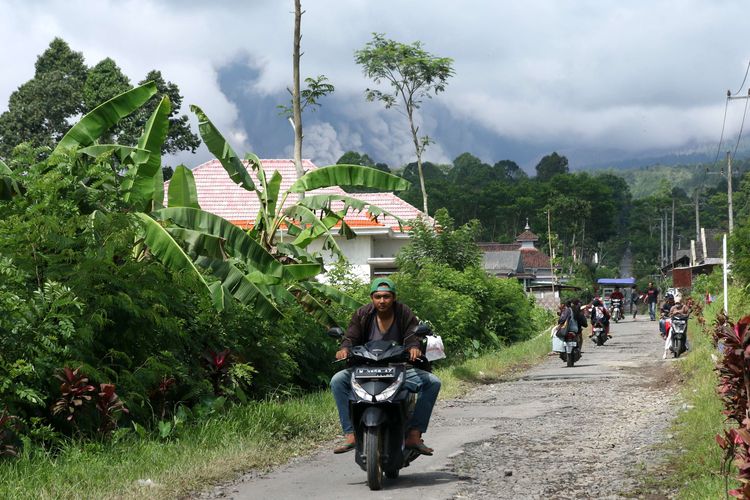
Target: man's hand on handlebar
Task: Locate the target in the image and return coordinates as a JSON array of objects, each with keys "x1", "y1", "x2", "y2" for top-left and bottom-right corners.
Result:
[
  {"x1": 335, "y1": 348, "x2": 349, "y2": 360},
  {"x1": 407, "y1": 347, "x2": 421, "y2": 362}
]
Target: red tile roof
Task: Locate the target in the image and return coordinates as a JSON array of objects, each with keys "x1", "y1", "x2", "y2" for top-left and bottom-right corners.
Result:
[{"x1": 180, "y1": 159, "x2": 426, "y2": 231}]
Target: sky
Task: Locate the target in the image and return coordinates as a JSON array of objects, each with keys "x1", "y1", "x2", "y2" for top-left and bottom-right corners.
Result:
[{"x1": 1, "y1": 0, "x2": 749, "y2": 172}]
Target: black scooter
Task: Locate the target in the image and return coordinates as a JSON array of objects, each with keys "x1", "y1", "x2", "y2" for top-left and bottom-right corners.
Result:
[
  {"x1": 591, "y1": 320, "x2": 608, "y2": 346},
  {"x1": 668, "y1": 314, "x2": 689, "y2": 358},
  {"x1": 328, "y1": 324, "x2": 431, "y2": 490}
]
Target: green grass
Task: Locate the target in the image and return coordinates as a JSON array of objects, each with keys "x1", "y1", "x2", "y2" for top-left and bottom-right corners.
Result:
[
  {"x1": 659, "y1": 297, "x2": 745, "y2": 499},
  {"x1": 0, "y1": 330, "x2": 553, "y2": 499}
]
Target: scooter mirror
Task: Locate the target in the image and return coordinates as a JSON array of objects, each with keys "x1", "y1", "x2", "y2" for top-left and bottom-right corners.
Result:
[
  {"x1": 327, "y1": 326, "x2": 344, "y2": 339},
  {"x1": 413, "y1": 323, "x2": 432, "y2": 337}
]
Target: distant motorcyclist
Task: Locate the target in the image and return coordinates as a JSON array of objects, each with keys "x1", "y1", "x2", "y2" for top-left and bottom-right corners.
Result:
[
  {"x1": 658, "y1": 294, "x2": 675, "y2": 339},
  {"x1": 610, "y1": 286, "x2": 625, "y2": 320},
  {"x1": 571, "y1": 299, "x2": 588, "y2": 350},
  {"x1": 588, "y1": 298, "x2": 611, "y2": 338},
  {"x1": 662, "y1": 294, "x2": 691, "y2": 358}
]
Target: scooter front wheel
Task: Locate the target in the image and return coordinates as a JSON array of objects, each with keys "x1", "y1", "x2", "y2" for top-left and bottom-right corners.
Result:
[{"x1": 365, "y1": 426, "x2": 383, "y2": 490}]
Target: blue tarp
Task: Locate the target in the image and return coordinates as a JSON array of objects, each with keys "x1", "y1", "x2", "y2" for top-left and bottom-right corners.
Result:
[{"x1": 596, "y1": 278, "x2": 636, "y2": 285}]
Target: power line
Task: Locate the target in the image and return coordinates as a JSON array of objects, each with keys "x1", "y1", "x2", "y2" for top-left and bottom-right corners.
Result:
[
  {"x1": 732, "y1": 90, "x2": 750, "y2": 160},
  {"x1": 731, "y1": 59, "x2": 750, "y2": 96}
]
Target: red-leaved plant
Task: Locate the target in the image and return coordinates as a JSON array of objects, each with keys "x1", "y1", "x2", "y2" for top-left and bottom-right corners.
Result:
[
  {"x1": 149, "y1": 376, "x2": 176, "y2": 420},
  {"x1": 203, "y1": 349, "x2": 232, "y2": 395},
  {"x1": 96, "y1": 383, "x2": 128, "y2": 435},
  {"x1": 714, "y1": 313, "x2": 750, "y2": 497},
  {"x1": 51, "y1": 367, "x2": 96, "y2": 422}
]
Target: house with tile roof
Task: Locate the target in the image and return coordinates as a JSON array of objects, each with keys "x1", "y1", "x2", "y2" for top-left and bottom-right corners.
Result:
[
  {"x1": 478, "y1": 222, "x2": 563, "y2": 309},
  {"x1": 184, "y1": 158, "x2": 428, "y2": 279}
]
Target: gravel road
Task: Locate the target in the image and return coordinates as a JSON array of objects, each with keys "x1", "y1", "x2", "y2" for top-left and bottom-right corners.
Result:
[{"x1": 197, "y1": 316, "x2": 679, "y2": 500}]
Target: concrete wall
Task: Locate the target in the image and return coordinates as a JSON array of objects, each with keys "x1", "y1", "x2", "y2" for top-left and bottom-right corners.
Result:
[{"x1": 372, "y1": 238, "x2": 408, "y2": 259}]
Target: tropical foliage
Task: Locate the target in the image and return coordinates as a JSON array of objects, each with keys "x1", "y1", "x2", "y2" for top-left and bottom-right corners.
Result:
[{"x1": 0, "y1": 79, "x2": 414, "y2": 452}]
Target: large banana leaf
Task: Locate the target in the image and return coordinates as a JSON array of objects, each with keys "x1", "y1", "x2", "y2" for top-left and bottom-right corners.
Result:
[
  {"x1": 166, "y1": 227, "x2": 227, "y2": 260},
  {"x1": 167, "y1": 165, "x2": 201, "y2": 209},
  {"x1": 282, "y1": 263, "x2": 323, "y2": 281},
  {"x1": 134, "y1": 213, "x2": 223, "y2": 311},
  {"x1": 153, "y1": 207, "x2": 282, "y2": 279},
  {"x1": 194, "y1": 256, "x2": 282, "y2": 319},
  {"x1": 288, "y1": 164, "x2": 409, "y2": 193},
  {"x1": 191, "y1": 105, "x2": 255, "y2": 192},
  {"x1": 122, "y1": 96, "x2": 171, "y2": 211},
  {"x1": 284, "y1": 204, "x2": 345, "y2": 255},
  {"x1": 54, "y1": 82, "x2": 158, "y2": 153},
  {"x1": 276, "y1": 242, "x2": 323, "y2": 264},
  {"x1": 290, "y1": 287, "x2": 338, "y2": 327},
  {"x1": 299, "y1": 193, "x2": 406, "y2": 230},
  {"x1": 152, "y1": 162, "x2": 165, "y2": 210},
  {"x1": 78, "y1": 144, "x2": 148, "y2": 164}
]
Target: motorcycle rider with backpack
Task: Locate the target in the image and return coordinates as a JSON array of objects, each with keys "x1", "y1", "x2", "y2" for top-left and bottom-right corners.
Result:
[
  {"x1": 330, "y1": 278, "x2": 440, "y2": 456},
  {"x1": 588, "y1": 298, "x2": 611, "y2": 338}
]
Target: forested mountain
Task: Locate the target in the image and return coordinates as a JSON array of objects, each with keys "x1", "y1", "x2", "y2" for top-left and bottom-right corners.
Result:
[
  {"x1": 340, "y1": 149, "x2": 750, "y2": 282},
  {"x1": 590, "y1": 158, "x2": 750, "y2": 199}
]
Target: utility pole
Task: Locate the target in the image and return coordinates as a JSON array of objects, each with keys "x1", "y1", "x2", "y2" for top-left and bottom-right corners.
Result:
[
  {"x1": 547, "y1": 210, "x2": 555, "y2": 297},
  {"x1": 660, "y1": 213, "x2": 664, "y2": 267},
  {"x1": 670, "y1": 198, "x2": 675, "y2": 263},
  {"x1": 727, "y1": 151, "x2": 734, "y2": 234},
  {"x1": 694, "y1": 188, "x2": 700, "y2": 244}
]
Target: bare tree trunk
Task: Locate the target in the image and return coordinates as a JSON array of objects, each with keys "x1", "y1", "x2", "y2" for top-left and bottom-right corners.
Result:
[
  {"x1": 407, "y1": 110, "x2": 428, "y2": 214},
  {"x1": 292, "y1": 0, "x2": 304, "y2": 189}
]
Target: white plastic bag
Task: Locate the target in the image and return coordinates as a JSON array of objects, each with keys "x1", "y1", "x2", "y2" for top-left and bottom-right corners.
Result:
[{"x1": 425, "y1": 335, "x2": 446, "y2": 361}]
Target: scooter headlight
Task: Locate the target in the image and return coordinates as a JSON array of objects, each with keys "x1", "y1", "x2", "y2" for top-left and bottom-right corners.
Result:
[
  {"x1": 374, "y1": 372, "x2": 404, "y2": 402},
  {"x1": 350, "y1": 377, "x2": 371, "y2": 401}
]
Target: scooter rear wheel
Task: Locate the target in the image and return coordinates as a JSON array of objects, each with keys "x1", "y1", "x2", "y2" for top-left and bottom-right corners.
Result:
[
  {"x1": 365, "y1": 426, "x2": 383, "y2": 490},
  {"x1": 567, "y1": 352, "x2": 575, "y2": 367}
]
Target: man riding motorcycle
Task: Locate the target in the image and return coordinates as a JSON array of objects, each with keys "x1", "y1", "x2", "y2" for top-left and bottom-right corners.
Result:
[
  {"x1": 330, "y1": 278, "x2": 440, "y2": 455},
  {"x1": 658, "y1": 294, "x2": 675, "y2": 339},
  {"x1": 588, "y1": 298, "x2": 611, "y2": 338},
  {"x1": 610, "y1": 286, "x2": 625, "y2": 321}
]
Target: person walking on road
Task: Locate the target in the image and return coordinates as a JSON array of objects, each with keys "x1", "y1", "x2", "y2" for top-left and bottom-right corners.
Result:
[
  {"x1": 630, "y1": 286, "x2": 640, "y2": 318},
  {"x1": 646, "y1": 282, "x2": 659, "y2": 321}
]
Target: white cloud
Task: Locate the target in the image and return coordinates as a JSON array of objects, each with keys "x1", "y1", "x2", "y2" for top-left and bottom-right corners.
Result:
[{"x1": 1, "y1": 0, "x2": 749, "y2": 166}]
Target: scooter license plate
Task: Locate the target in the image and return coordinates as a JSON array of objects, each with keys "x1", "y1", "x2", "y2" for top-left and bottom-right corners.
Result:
[
  {"x1": 566, "y1": 342, "x2": 577, "y2": 347},
  {"x1": 354, "y1": 367, "x2": 396, "y2": 378}
]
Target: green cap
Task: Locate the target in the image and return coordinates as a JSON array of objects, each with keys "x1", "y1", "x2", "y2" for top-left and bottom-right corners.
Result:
[{"x1": 370, "y1": 277, "x2": 396, "y2": 295}]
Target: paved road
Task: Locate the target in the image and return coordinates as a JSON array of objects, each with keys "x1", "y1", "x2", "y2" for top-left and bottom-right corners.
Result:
[{"x1": 199, "y1": 316, "x2": 677, "y2": 499}]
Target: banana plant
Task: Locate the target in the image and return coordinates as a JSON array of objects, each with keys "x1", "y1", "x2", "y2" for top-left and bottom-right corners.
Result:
[{"x1": 46, "y1": 84, "x2": 411, "y2": 324}]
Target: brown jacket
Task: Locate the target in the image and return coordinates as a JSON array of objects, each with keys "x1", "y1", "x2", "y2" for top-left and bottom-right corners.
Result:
[{"x1": 342, "y1": 301, "x2": 420, "y2": 351}]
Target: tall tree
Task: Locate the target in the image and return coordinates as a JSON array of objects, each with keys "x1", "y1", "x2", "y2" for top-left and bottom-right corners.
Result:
[
  {"x1": 535, "y1": 152, "x2": 569, "y2": 181},
  {"x1": 116, "y1": 70, "x2": 200, "y2": 155},
  {"x1": 0, "y1": 39, "x2": 199, "y2": 159},
  {"x1": 355, "y1": 33, "x2": 454, "y2": 215},
  {"x1": 0, "y1": 38, "x2": 87, "y2": 156}
]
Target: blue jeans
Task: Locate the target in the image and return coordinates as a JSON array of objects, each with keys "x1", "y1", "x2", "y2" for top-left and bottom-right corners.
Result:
[
  {"x1": 649, "y1": 302, "x2": 657, "y2": 320},
  {"x1": 330, "y1": 367, "x2": 441, "y2": 435}
]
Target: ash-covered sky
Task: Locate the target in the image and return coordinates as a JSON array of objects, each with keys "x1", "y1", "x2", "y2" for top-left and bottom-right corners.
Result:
[{"x1": 1, "y1": 0, "x2": 749, "y2": 171}]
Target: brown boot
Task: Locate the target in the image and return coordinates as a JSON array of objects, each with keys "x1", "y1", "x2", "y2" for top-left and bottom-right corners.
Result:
[
  {"x1": 405, "y1": 428, "x2": 434, "y2": 456},
  {"x1": 333, "y1": 433, "x2": 355, "y2": 454}
]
